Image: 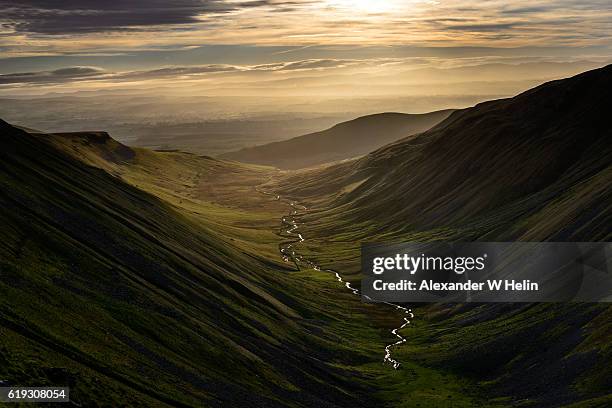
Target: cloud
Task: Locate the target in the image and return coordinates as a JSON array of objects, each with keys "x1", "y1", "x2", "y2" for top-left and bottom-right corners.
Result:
[
  {"x1": 1, "y1": 0, "x2": 611, "y2": 63},
  {"x1": 0, "y1": 64, "x2": 247, "y2": 85},
  {"x1": 252, "y1": 59, "x2": 358, "y2": 71},
  {"x1": 445, "y1": 23, "x2": 518, "y2": 32},
  {"x1": 0, "y1": 66, "x2": 106, "y2": 84},
  {"x1": 501, "y1": 6, "x2": 553, "y2": 15},
  {"x1": 117, "y1": 65, "x2": 241, "y2": 80},
  {"x1": 0, "y1": 59, "x2": 361, "y2": 85},
  {"x1": 5, "y1": 57, "x2": 612, "y2": 87},
  {"x1": 0, "y1": 0, "x2": 295, "y2": 35}
]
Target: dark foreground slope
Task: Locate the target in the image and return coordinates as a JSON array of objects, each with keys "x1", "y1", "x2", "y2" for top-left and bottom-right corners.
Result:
[
  {"x1": 0, "y1": 120, "x2": 388, "y2": 407},
  {"x1": 277, "y1": 65, "x2": 612, "y2": 406},
  {"x1": 222, "y1": 110, "x2": 453, "y2": 169}
]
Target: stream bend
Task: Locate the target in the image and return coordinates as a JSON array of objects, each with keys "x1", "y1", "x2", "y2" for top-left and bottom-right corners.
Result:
[{"x1": 256, "y1": 185, "x2": 413, "y2": 369}]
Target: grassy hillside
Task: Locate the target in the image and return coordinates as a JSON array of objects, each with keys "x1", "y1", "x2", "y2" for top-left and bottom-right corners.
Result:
[
  {"x1": 273, "y1": 65, "x2": 612, "y2": 406},
  {"x1": 1, "y1": 119, "x2": 504, "y2": 407},
  {"x1": 2, "y1": 64, "x2": 610, "y2": 407},
  {"x1": 221, "y1": 110, "x2": 454, "y2": 169},
  {"x1": 0, "y1": 120, "x2": 394, "y2": 407}
]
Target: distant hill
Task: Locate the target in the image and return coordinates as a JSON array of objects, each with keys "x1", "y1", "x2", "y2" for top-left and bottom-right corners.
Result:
[
  {"x1": 277, "y1": 65, "x2": 612, "y2": 406},
  {"x1": 221, "y1": 110, "x2": 454, "y2": 169},
  {"x1": 283, "y1": 65, "x2": 612, "y2": 240}
]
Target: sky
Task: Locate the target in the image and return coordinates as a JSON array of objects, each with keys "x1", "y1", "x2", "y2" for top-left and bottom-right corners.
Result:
[{"x1": 0, "y1": 0, "x2": 611, "y2": 98}]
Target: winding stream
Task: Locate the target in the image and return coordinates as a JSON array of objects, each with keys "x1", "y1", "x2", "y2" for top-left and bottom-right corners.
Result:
[{"x1": 257, "y1": 185, "x2": 413, "y2": 369}]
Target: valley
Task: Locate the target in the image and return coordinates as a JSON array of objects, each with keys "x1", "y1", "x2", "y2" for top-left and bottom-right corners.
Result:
[
  {"x1": 2, "y1": 0, "x2": 612, "y2": 406},
  {"x1": 1, "y1": 65, "x2": 611, "y2": 407},
  {"x1": 267, "y1": 65, "x2": 612, "y2": 407},
  {"x1": 0, "y1": 120, "x2": 490, "y2": 407}
]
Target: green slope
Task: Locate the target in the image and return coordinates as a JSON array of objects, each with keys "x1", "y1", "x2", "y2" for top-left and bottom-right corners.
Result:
[
  {"x1": 1, "y1": 120, "x2": 394, "y2": 407},
  {"x1": 221, "y1": 110, "x2": 454, "y2": 170},
  {"x1": 274, "y1": 65, "x2": 612, "y2": 406},
  {"x1": 3, "y1": 64, "x2": 610, "y2": 407}
]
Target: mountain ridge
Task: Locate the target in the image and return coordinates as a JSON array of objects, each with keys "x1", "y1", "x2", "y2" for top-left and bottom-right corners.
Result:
[
  {"x1": 273, "y1": 64, "x2": 612, "y2": 406},
  {"x1": 279, "y1": 64, "x2": 612, "y2": 239},
  {"x1": 221, "y1": 110, "x2": 454, "y2": 169}
]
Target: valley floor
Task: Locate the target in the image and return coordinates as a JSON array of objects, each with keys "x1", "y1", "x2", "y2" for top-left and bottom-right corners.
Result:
[
  {"x1": 177, "y1": 166, "x2": 499, "y2": 408},
  {"x1": 87, "y1": 142, "x2": 498, "y2": 407}
]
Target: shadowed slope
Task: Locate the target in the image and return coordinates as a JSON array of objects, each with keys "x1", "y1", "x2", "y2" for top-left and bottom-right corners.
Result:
[
  {"x1": 281, "y1": 65, "x2": 612, "y2": 241},
  {"x1": 0, "y1": 120, "x2": 385, "y2": 407},
  {"x1": 275, "y1": 65, "x2": 612, "y2": 407},
  {"x1": 221, "y1": 110, "x2": 454, "y2": 169}
]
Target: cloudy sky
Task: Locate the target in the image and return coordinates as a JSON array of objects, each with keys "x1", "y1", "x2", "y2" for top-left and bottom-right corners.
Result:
[{"x1": 0, "y1": 0, "x2": 610, "y2": 95}]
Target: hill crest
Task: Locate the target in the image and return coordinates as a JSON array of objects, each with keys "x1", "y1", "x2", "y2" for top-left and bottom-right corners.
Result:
[{"x1": 221, "y1": 109, "x2": 454, "y2": 169}]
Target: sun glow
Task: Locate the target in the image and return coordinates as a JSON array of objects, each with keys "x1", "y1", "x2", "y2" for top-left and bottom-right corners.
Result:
[{"x1": 330, "y1": 0, "x2": 398, "y2": 14}]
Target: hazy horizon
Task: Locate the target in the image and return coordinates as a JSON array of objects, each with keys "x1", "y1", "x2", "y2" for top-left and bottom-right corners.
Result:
[{"x1": 1, "y1": 1, "x2": 611, "y2": 152}]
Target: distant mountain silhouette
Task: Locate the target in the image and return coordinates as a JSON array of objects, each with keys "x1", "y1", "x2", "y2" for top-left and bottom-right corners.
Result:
[
  {"x1": 276, "y1": 64, "x2": 612, "y2": 406},
  {"x1": 221, "y1": 110, "x2": 454, "y2": 169},
  {"x1": 284, "y1": 64, "x2": 612, "y2": 240}
]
